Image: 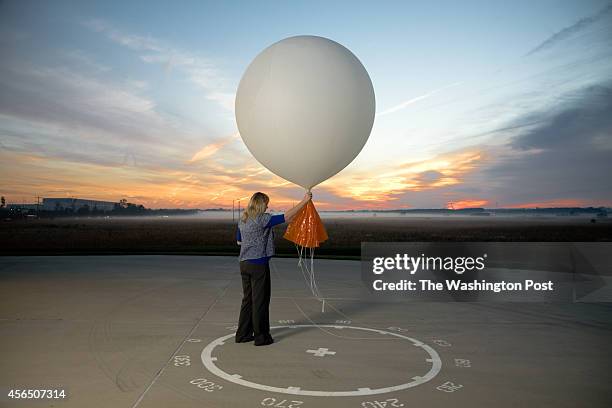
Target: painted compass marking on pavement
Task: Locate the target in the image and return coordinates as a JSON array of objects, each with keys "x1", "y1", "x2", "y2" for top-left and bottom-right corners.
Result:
[
  {"x1": 200, "y1": 325, "x2": 442, "y2": 397},
  {"x1": 306, "y1": 347, "x2": 336, "y2": 357}
]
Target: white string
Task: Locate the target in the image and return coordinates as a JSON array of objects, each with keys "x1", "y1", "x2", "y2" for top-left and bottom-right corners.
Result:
[{"x1": 295, "y1": 243, "x2": 324, "y2": 312}]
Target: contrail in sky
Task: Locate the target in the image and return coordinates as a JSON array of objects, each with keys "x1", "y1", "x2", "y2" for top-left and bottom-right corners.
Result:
[{"x1": 376, "y1": 81, "x2": 464, "y2": 117}]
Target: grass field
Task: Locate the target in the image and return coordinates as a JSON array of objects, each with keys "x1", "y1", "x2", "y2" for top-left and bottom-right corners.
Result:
[{"x1": 2, "y1": 215, "x2": 610, "y2": 258}]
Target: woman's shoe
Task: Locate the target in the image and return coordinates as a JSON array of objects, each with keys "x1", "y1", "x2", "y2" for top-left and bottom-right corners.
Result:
[
  {"x1": 254, "y1": 334, "x2": 274, "y2": 346},
  {"x1": 235, "y1": 335, "x2": 255, "y2": 343}
]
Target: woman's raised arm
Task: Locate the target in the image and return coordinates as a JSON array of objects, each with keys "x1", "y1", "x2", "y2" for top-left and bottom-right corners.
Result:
[{"x1": 285, "y1": 191, "x2": 312, "y2": 223}]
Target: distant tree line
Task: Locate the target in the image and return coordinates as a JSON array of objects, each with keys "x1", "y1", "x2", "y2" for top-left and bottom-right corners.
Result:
[{"x1": 0, "y1": 196, "x2": 201, "y2": 220}]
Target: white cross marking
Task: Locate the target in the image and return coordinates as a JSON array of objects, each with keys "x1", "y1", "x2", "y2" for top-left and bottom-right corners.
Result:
[{"x1": 306, "y1": 347, "x2": 336, "y2": 357}]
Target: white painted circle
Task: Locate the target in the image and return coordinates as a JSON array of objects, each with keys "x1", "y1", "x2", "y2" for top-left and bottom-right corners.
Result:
[{"x1": 200, "y1": 325, "x2": 442, "y2": 397}]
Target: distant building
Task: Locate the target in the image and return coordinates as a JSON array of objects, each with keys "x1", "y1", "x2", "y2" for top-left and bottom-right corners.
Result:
[
  {"x1": 7, "y1": 204, "x2": 39, "y2": 211},
  {"x1": 42, "y1": 198, "x2": 118, "y2": 212}
]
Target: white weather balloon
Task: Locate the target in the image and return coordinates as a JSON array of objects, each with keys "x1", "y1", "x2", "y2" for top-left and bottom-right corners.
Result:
[{"x1": 235, "y1": 35, "x2": 375, "y2": 190}]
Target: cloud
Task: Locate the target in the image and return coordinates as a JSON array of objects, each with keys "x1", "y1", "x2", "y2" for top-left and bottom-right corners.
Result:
[
  {"x1": 479, "y1": 82, "x2": 612, "y2": 206},
  {"x1": 0, "y1": 58, "x2": 221, "y2": 176},
  {"x1": 415, "y1": 170, "x2": 443, "y2": 184},
  {"x1": 82, "y1": 18, "x2": 233, "y2": 111},
  {"x1": 324, "y1": 77, "x2": 612, "y2": 210},
  {"x1": 206, "y1": 92, "x2": 236, "y2": 112},
  {"x1": 401, "y1": 5, "x2": 612, "y2": 158},
  {"x1": 322, "y1": 149, "x2": 485, "y2": 203},
  {"x1": 525, "y1": 3, "x2": 612, "y2": 56},
  {"x1": 82, "y1": 19, "x2": 165, "y2": 52},
  {"x1": 58, "y1": 49, "x2": 112, "y2": 73},
  {"x1": 393, "y1": 82, "x2": 612, "y2": 209},
  {"x1": 0, "y1": 144, "x2": 288, "y2": 208},
  {"x1": 189, "y1": 133, "x2": 239, "y2": 162},
  {"x1": 447, "y1": 199, "x2": 488, "y2": 210},
  {"x1": 324, "y1": 75, "x2": 612, "y2": 209},
  {"x1": 0, "y1": 61, "x2": 164, "y2": 143}
]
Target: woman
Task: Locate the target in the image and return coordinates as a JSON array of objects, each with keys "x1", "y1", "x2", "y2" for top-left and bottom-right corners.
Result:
[{"x1": 235, "y1": 191, "x2": 312, "y2": 346}]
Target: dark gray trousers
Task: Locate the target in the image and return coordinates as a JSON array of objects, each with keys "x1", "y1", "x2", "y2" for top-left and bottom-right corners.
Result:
[{"x1": 236, "y1": 260, "x2": 271, "y2": 342}]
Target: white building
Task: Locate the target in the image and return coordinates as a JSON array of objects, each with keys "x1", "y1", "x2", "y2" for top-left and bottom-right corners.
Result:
[{"x1": 42, "y1": 198, "x2": 118, "y2": 212}]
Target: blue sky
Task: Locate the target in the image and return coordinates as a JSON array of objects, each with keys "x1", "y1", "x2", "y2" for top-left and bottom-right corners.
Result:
[{"x1": 1, "y1": 0, "x2": 611, "y2": 209}]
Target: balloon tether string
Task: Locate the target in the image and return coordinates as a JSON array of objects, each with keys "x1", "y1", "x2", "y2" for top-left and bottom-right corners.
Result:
[{"x1": 295, "y1": 243, "x2": 324, "y2": 313}]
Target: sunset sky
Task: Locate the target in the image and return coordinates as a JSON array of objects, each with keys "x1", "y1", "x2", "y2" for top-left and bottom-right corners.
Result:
[{"x1": 1, "y1": 1, "x2": 611, "y2": 210}]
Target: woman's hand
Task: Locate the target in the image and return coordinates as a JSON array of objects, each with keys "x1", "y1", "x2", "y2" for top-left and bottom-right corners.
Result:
[{"x1": 285, "y1": 191, "x2": 313, "y2": 222}]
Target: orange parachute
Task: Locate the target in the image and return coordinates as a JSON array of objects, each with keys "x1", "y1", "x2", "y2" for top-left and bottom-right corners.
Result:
[{"x1": 283, "y1": 199, "x2": 328, "y2": 248}]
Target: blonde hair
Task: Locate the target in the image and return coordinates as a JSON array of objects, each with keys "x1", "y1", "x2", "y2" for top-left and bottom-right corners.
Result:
[{"x1": 240, "y1": 192, "x2": 269, "y2": 223}]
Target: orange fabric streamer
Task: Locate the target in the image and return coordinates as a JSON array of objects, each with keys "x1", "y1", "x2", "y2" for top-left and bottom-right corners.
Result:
[{"x1": 283, "y1": 200, "x2": 328, "y2": 248}]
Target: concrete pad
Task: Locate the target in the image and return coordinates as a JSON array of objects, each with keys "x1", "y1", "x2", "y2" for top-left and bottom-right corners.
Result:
[{"x1": 1, "y1": 255, "x2": 611, "y2": 407}]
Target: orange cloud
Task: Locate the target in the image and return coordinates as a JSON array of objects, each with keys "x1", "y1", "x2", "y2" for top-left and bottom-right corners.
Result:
[
  {"x1": 323, "y1": 149, "x2": 484, "y2": 203},
  {"x1": 189, "y1": 132, "x2": 239, "y2": 163},
  {"x1": 0, "y1": 145, "x2": 306, "y2": 210},
  {"x1": 447, "y1": 199, "x2": 489, "y2": 209}
]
